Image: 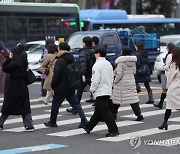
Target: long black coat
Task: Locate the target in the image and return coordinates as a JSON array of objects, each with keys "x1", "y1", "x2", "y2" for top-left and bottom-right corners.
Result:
[
  {"x1": 1, "y1": 58, "x2": 31, "y2": 115},
  {"x1": 135, "y1": 50, "x2": 151, "y2": 83},
  {"x1": 51, "y1": 53, "x2": 75, "y2": 95}
]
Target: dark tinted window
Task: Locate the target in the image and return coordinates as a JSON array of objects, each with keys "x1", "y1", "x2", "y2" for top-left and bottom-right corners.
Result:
[{"x1": 102, "y1": 34, "x2": 118, "y2": 46}]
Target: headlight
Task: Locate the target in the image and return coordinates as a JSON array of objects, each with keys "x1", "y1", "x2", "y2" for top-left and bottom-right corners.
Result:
[{"x1": 156, "y1": 55, "x2": 161, "y2": 62}]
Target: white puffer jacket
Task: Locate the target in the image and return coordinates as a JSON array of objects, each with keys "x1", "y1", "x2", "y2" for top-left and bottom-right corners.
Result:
[{"x1": 112, "y1": 56, "x2": 139, "y2": 105}]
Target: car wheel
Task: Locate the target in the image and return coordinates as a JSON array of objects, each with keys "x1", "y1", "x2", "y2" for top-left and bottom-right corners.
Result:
[{"x1": 157, "y1": 75, "x2": 161, "y2": 83}]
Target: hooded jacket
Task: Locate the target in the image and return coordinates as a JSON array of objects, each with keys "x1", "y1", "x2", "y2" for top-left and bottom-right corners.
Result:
[
  {"x1": 112, "y1": 56, "x2": 139, "y2": 105},
  {"x1": 51, "y1": 53, "x2": 75, "y2": 95}
]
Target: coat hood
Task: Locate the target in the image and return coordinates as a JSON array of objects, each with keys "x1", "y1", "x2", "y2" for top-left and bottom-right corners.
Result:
[
  {"x1": 115, "y1": 56, "x2": 137, "y2": 67},
  {"x1": 61, "y1": 53, "x2": 74, "y2": 64},
  {"x1": 115, "y1": 56, "x2": 137, "y2": 63}
]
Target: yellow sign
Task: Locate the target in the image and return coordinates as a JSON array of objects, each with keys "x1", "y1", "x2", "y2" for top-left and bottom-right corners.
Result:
[{"x1": 58, "y1": 38, "x2": 64, "y2": 42}]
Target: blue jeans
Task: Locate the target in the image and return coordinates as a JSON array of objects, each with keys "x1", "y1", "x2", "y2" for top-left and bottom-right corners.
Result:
[
  {"x1": 50, "y1": 93, "x2": 86, "y2": 124},
  {"x1": 41, "y1": 79, "x2": 47, "y2": 97}
]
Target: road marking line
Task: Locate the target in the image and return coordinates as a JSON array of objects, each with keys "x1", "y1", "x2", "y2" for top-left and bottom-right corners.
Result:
[
  {"x1": 97, "y1": 124, "x2": 180, "y2": 142},
  {"x1": 4, "y1": 114, "x2": 61, "y2": 125},
  {"x1": 2, "y1": 117, "x2": 90, "y2": 132},
  {"x1": 47, "y1": 120, "x2": 143, "y2": 137},
  {"x1": 0, "y1": 144, "x2": 67, "y2": 154}
]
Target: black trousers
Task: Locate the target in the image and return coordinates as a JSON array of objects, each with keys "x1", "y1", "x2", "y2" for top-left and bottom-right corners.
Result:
[
  {"x1": 76, "y1": 80, "x2": 91, "y2": 102},
  {"x1": 86, "y1": 96, "x2": 119, "y2": 134}
]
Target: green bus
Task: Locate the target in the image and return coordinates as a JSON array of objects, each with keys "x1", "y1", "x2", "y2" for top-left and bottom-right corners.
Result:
[{"x1": 0, "y1": 2, "x2": 81, "y2": 47}]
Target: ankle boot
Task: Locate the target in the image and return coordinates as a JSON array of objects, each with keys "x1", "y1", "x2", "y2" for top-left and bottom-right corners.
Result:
[
  {"x1": 158, "y1": 122, "x2": 168, "y2": 130},
  {"x1": 154, "y1": 93, "x2": 166, "y2": 109},
  {"x1": 136, "y1": 114, "x2": 144, "y2": 121},
  {"x1": 146, "y1": 90, "x2": 154, "y2": 104}
]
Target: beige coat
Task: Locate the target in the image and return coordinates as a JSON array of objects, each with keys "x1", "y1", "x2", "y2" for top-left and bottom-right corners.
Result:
[
  {"x1": 40, "y1": 53, "x2": 57, "y2": 90},
  {"x1": 112, "y1": 56, "x2": 139, "y2": 105},
  {"x1": 166, "y1": 63, "x2": 180, "y2": 109}
]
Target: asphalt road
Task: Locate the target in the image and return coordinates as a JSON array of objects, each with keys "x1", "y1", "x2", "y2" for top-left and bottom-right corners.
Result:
[{"x1": 0, "y1": 76, "x2": 180, "y2": 154}]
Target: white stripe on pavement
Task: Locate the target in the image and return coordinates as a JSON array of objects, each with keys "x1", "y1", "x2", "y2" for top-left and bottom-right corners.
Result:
[
  {"x1": 48, "y1": 120, "x2": 143, "y2": 137},
  {"x1": 97, "y1": 124, "x2": 180, "y2": 142},
  {"x1": 3, "y1": 117, "x2": 90, "y2": 132},
  {"x1": 5, "y1": 114, "x2": 61, "y2": 125}
]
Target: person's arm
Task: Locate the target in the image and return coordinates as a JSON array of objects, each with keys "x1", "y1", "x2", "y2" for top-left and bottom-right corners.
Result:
[
  {"x1": 38, "y1": 56, "x2": 50, "y2": 73},
  {"x1": 114, "y1": 63, "x2": 123, "y2": 84},
  {"x1": 90, "y1": 65, "x2": 100, "y2": 93},
  {"x1": 51, "y1": 59, "x2": 63, "y2": 90},
  {"x1": 164, "y1": 54, "x2": 172, "y2": 71}
]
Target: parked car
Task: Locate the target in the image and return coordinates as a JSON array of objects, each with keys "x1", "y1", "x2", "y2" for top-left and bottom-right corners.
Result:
[
  {"x1": 154, "y1": 35, "x2": 180, "y2": 82},
  {"x1": 25, "y1": 40, "x2": 59, "y2": 78}
]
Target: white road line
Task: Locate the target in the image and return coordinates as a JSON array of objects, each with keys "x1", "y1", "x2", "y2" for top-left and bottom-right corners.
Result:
[
  {"x1": 4, "y1": 114, "x2": 61, "y2": 125},
  {"x1": 97, "y1": 124, "x2": 180, "y2": 142},
  {"x1": 2, "y1": 117, "x2": 90, "y2": 132},
  {"x1": 86, "y1": 104, "x2": 153, "y2": 115},
  {"x1": 47, "y1": 120, "x2": 143, "y2": 137}
]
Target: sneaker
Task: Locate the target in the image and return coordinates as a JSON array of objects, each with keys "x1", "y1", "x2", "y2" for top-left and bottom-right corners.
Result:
[
  {"x1": 82, "y1": 126, "x2": 91, "y2": 134},
  {"x1": 136, "y1": 114, "x2": 144, "y2": 121},
  {"x1": 78, "y1": 120, "x2": 88, "y2": 128},
  {"x1": 38, "y1": 97, "x2": 45, "y2": 102},
  {"x1": 105, "y1": 131, "x2": 119, "y2": 137},
  {"x1": 86, "y1": 98, "x2": 95, "y2": 103},
  {"x1": 66, "y1": 108, "x2": 77, "y2": 115},
  {"x1": 44, "y1": 121, "x2": 58, "y2": 127},
  {"x1": 0, "y1": 125, "x2": 3, "y2": 130},
  {"x1": 24, "y1": 126, "x2": 34, "y2": 132}
]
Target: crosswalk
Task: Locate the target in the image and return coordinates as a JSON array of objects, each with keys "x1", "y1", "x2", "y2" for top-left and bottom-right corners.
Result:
[{"x1": 0, "y1": 97, "x2": 180, "y2": 146}]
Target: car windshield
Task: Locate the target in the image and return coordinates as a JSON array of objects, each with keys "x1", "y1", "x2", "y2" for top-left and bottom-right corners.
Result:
[
  {"x1": 25, "y1": 44, "x2": 44, "y2": 54},
  {"x1": 160, "y1": 37, "x2": 180, "y2": 46},
  {"x1": 67, "y1": 34, "x2": 100, "y2": 49}
]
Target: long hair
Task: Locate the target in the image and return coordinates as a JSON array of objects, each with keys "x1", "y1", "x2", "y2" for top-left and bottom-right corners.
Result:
[
  {"x1": 164, "y1": 42, "x2": 175, "y2": 61},
  {"x1": 172, "y1": 47, "x2": 180, "y2": 70},
  {"x1": 11, "y1": 46, "x2": 28, "y2": 71}
]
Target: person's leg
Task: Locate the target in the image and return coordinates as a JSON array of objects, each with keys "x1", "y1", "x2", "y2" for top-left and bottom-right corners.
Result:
[
  {"x1": 66, "y1": 94, "x2": 87, "y2": 128},
  {"x1": 130, "y1": 103, "x2": 143, "y2": 121},
  {"x1": 22, "y1": 113, "x2": 34, "y2": 131},
  {"x1": 84, "y1": 99, "x2": 102, "y2": 133},
  {"x1": 44, "y1": 90, "x2": 53, "y2": 105},
  {"x1": 39, "y1": 78, "x2": 47, "y2": 102},
  {"x1": 66, "y1": 81, "x2": 87, "y2": 114},
  {"x1": 76, "y1": 81, "x2": 87, "y2": 102},
  {"x1": 41, "y1": 79, "x2": 47, "y2": 97},
  {"x1": 154, "y1": 89, "x2": 167, "y2": 109},
  {"x1": 86, "y1": 92, "x2": 95, "y2": 102},
  {"x1": 97, "y1": 96, "x2": 119, "y2": 136},
  {"x1": 158, "y1": 109, "x2": 171, "y2": 130},
  {"x1": 44, "y1": 93, "x2": 64, "y2": 127},
  {"x1": 0, "y1": 114, "x2": 9, "y2": 129},
  {"x1": 144, "y1": 82, "x2": 154, "y2": 104}
]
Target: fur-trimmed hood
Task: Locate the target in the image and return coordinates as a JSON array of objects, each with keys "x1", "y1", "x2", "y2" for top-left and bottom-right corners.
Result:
[
  {"x1": 115, "y1": 56, "x2": 137, "y2": 67},
  {"x1": 115, "y1": 56, "x2": 137, "y2": 63}
]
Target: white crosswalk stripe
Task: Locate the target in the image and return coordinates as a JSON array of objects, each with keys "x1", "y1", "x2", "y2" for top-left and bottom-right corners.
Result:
[{"x1": 0, "y1": 97, "x2": 180, "y2": 146}]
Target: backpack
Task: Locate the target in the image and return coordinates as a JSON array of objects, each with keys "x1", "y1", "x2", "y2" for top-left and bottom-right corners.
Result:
[{"x1": 65, "y1": 62, "x2": 81, "y2": 90}]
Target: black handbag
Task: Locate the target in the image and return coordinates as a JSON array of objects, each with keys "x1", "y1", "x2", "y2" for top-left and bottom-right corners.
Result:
[{"x1": 26, "y1": 69, "x2": 36, "y2": 85}]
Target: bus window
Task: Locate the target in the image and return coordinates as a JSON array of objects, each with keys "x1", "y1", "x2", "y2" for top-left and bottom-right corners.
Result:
[
  {"x1": 93, "y1": 24, "x2": 103, "y2": 30},
  {"x1": 29, "y1": 18, "x2": 45, "y2": 34},
  {"x1": 0, "y1": 18, "x2": 4, "y2": 42},
  {"x1": 6, "y1": 18, "x2": 27, "y2": 35},
  {"x1": 46, "y1": 18, "x2": 61, "y2": 34}
]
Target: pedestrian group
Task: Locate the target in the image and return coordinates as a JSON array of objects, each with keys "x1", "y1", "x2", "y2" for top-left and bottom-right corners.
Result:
[{"x1": 0, "y1": 38, "x2": 180, "y2": 136}]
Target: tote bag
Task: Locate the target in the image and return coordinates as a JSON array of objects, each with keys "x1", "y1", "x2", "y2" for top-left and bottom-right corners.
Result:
[{"x1": 27, "y1": 69, "x2": 36, "y2": 85}]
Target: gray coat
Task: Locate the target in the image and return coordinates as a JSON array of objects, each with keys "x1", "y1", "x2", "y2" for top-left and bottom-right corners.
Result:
[{"x1": 112, "y1": 56, "x2": 139, "y2": 105}]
